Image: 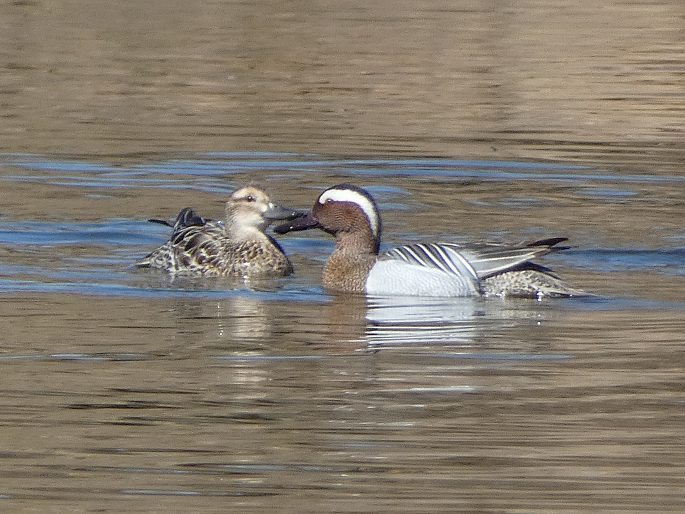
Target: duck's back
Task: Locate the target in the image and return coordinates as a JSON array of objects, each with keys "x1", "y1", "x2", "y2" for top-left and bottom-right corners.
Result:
[{"x1": 138, "y1": 222, "x2": 292, "y2": 277}]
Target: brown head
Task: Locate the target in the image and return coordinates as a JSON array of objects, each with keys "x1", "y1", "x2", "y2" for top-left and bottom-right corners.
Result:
[
  {"x1": 274, "y1": 183, "x2": 382, "y2": 255},
  {"x1": 274, "y1": 184, "x2": 382, "y2": 292}
]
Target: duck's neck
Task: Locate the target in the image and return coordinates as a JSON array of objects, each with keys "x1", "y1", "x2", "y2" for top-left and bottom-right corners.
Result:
[
  {"x1": 323, "y1": 231, "x2": 379, "y2": 293},
  {"x1": 224, "y1": 208, "x2": 268, "y2": 242}
]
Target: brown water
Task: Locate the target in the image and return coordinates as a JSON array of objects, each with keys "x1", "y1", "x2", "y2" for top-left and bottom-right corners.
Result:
[{"x1": 1, "y1": 1, "x2": 684, "y2": 512}]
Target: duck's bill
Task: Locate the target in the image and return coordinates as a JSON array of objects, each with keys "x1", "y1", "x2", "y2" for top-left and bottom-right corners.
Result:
[
  {"x1": 273, "y1": 213, "x2": 320, "y2": 234},
  {"x1": 264, "y1": 204, "x2": 308, "y2": 222}
]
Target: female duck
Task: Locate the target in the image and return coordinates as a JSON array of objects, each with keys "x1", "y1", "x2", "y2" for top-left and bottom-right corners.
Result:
[
  {"x1": 275, "y1": 184, "x2": 587, "y2": 298},
  {"x1": 137, "y1": 186, "x2": 300, "y2": 277}
]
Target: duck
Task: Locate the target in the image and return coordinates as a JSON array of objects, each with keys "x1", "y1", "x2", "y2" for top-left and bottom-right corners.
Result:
[
  {"x1": 137, "y1": 186, "x2": 301, "y2": 277},
  {"x1": 274, "y1": 183, "x2": 588, "y2": 298}
]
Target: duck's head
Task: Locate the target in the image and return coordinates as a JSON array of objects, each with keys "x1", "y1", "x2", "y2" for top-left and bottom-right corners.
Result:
[
  {"x1": 274, "y1": 184, "x2": 382, "y2": 254},
  {"x1": 226, "y1": 186, "x2": 302, "y2": 234}
]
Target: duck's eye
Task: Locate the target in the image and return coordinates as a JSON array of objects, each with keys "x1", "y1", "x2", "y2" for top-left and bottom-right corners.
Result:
[
  {"x1": 325, "y1": 199, "x2": 333, "y2": 204},
  {"x1": 245, "y1": 195, "x2": 255, "y2": 202}
]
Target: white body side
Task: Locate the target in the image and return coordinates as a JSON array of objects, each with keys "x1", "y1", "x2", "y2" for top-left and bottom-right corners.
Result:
[{"x1": 365, "y1": 260, "x2": 481, "y2": 297}]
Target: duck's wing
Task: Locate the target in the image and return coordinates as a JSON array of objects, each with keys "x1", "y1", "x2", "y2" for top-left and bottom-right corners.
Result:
[
  {"x1": 167, "y1": 225, "x2": 290, "y2": 276},
  {"x1": 382, "y1": 243, "x2": 479, "y2": 280},
  {"x1": 139, "y1": 208, "x2": 219, "y2": 270},
  {"x1": 439, "y1": 237, "x2": 569, "y2": 279},
  {"x1": 373, "y1": 243, "x2": 481, "y2": 296},
  {"x1": 381, "y1": 238, "x2": 568, "y2": 281},
  {"x1": 167, "y1": 223, "x2": 231, "y2": 270},
  {"x1": 137, "y1": 222, "x2": 228, "y2": 272}
]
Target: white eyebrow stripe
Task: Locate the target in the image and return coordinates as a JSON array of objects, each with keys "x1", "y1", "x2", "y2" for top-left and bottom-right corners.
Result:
[{"x1": 319, "y1": 188, "x2": 380, "y2": 239}]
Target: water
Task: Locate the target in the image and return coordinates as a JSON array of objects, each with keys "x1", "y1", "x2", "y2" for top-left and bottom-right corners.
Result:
[
  {"x1": 1, "y1": 1, "x2": 684, "y2": 512},
  {"x1": 1, "y1": 154, "x2": 683, "y2": 512}
]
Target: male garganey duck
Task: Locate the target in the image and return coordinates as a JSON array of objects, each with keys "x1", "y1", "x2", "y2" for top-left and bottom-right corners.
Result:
[{"x1": 275, "y1": 184, "x2": 587, "y2": 298}]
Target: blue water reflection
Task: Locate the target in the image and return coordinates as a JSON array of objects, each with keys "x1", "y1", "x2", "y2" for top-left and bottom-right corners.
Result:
[{"x1": 0, "y1": 153, "x2": 683, "y2": 305}]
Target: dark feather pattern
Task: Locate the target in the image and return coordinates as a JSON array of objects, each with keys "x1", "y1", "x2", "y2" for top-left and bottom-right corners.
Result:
[
  {"x1": 136, "y1": 187, "x2": 296, "y2": 278},
  {"x1": 138, "y1": 220, "x2": 292, "y2": 277}
]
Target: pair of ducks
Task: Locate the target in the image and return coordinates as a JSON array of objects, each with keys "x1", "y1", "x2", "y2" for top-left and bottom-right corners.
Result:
[{"x1": 137, "y1": 184, "x2": 586, "y2": 298}]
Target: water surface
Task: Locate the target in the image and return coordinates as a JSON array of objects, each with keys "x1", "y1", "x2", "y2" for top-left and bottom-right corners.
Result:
[
  {"x1": 1, "y1": 154, "x2": 683, "y2": 513},
  {"x1": 0, "y1": 0, "x2": 684, "y2": 512}
]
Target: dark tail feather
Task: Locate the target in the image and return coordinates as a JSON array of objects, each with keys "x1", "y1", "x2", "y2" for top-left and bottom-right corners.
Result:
[
  {"x1": 148, "y1": 217, "x2": 173, "y2": 227},
  {"x1": 527, "y1": 237, "x2": 570, "y2": 251},
  {"x1": 172, "y1": 208, "x2": 208, "y2": 230},
  {"x1": 148, "y1": 207, "x2": 208, "y2": 231}
]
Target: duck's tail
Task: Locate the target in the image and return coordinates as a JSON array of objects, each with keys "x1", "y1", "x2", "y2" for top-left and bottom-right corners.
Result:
[{"x1": 482, "y1": 268, "x2": 592, "y2": 299}]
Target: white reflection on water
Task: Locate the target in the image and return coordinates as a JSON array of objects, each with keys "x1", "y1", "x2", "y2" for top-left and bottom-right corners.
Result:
[
  {"x1": 365, "y1": 295, "x2": 487, "y2": 346},
  {"x1": 364, "y1": 294, "x2": 584, "y2": 355}
]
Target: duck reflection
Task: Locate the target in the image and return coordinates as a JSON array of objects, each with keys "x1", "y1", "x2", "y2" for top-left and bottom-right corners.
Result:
[
  {"x1": 163, "y1": 294, "x2": 277, "y2": 347},
  {"x1": 363, "y1": 296, "x2": 486, "y2": 347},
  {"x1": 160, "y1": 288, "x2": 562, "y2": 354},
  {"x1": 315, "y1": 292, "x2": 557, "y2": 351},
  {"x1": 361, "y1": 294, "x2": 567, "y2": 351},
  {"x1": 319, "y1": 294, "x2": 486, "y2": 347}
]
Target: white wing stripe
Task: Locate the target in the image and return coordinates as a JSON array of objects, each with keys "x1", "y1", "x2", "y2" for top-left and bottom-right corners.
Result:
[
  {"x1": 386, "y1": 243, "x2": 479, "y2": 283},
  {"x1": 422, "y1": 243, "x2": 460, "y2": 275},
  {"x1": 438, "y1": 245, "x2": 479, "y2": 280},
  {"x1": 416, "y1": 243, "x2": 451, "y2": 272}
]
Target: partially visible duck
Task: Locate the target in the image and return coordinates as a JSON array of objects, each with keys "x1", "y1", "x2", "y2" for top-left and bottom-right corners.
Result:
[
  {"x1": 274, "y1": 183, "x2": 587, "y2": 298},
  {"x1": 137, "y1": 186, "x2": 300, "y2": 277}
]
